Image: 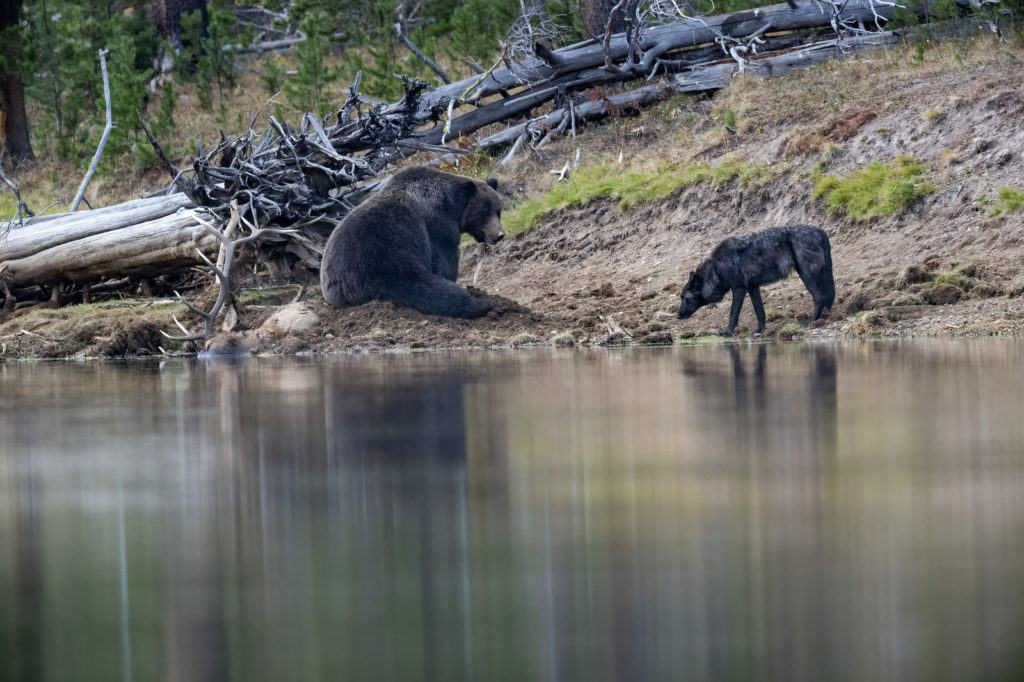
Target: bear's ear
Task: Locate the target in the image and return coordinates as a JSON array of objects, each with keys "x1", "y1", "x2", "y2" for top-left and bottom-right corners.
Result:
[
  {"x1": 685, "y1": 270, "x2": 696, "y2": 288},
  {"x1": 486, "y1": 177, "x2": 499, "y2": 190},
  {"x1": 455, "y1": 178, "x2": 478, "y2": 206}
]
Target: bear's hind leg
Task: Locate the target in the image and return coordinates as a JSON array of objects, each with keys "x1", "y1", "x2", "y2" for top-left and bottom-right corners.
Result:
[{"x1": 393, "y1": 275, "x2": 492, "y2": 318}]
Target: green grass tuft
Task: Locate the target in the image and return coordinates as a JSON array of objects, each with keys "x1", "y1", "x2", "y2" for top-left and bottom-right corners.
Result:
[
  {"x1": 676, "y1": 334, "x2": 731, "y2": 345},
  {"x1": 812, "y1": 155, "x2": 935, "y2": 221},
  {"x1": 0, "y1": 192, "x2": 69, "y2": 221},
  {"x1": 990, "y1": 187, "x2": 1024, "y2": 216},
  {"x1": 503, "y1": 158, "x2": 775, "y2": 235}
]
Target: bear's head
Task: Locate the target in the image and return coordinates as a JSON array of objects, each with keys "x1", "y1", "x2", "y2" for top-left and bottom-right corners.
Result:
[{"x1": 460, "y1": 177, "x2": 504, "y2": 245}]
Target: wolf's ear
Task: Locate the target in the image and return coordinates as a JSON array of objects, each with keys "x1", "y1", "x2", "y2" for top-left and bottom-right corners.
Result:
[
  {"x1": 685, "y1": 270, "x2": 696, "y2": 288},
  {"x1": 486, "y1": 177, "x2": 499, "y2": 190}
]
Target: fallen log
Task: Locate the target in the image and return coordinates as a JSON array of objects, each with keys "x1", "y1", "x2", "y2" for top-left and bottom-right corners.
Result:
[
  {"x1": 418, "y1": 1, "x2": 926, "y2": 145},
  {"x1": 474, "y1": 30, "x2": 901, "y2": 151},
  {"x1": 421, "y1": 30, "x2": 825, "y2": 145},
  {"x1": 415, "y1": 0, "x2": 901, "y2": 119},
  {"x1": 478, "y1": 83, "x2": 666, "y2": 150},
  {"x1": 0, "y1": 195, "x2": 211, "y2": 287},
  {"x1": 671, "y1": 31, "x2": 903, "y2": 92}
]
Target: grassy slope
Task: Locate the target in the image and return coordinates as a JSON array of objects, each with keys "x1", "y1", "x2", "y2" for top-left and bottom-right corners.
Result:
[{"x1": 489, "y1": 32, "x2": 1023, "y2": 231}]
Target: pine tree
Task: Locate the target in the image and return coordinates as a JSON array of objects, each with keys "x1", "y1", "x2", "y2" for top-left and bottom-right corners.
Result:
[{"x1": 284, "y1": 11, "x2": 337, "y2": 117}]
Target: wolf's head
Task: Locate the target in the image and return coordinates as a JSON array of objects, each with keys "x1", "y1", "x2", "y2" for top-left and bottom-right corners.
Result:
[
  {"x1": 677, "y1": 270, "x2": 705, "y2": 319},
  {"x1": 677, "y1": 262, "x2": 721, "y2": 319}
]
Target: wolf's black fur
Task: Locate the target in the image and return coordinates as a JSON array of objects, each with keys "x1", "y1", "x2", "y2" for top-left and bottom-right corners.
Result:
[
  {"x1": 677, "y1": 224, "x2": 835, "y2": 336},
  {"x1": 320, "y1": 167, "x2": 504, "y2": 318}
]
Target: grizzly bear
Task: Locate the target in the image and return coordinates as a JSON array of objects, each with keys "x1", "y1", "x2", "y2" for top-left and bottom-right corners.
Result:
[{"x1": 320, "y1": 167, "x2": 504, "y2": 318}]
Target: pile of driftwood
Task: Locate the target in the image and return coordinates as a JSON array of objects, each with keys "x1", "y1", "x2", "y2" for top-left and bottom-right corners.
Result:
[
  {"x1": 1, "y1": 0, "x2": 948, "y2": 328},
  {"x1": 141, "y1": 74, "x2": 453, "y2": 270}
]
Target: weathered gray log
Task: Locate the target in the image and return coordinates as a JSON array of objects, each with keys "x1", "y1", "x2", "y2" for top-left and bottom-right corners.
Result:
[
  {"x1": 672, "y1": 31, "x2": 903, "y2": 92},
  {"x1": 417, "y1": 1, "x2": 922, "y2": 145},
  {"x1": 416, "y1": 0, "x2": 901, "y2": 117},
  {"x1": 0, "y1": 194, "x2": 212, "y2": 286},
  {"x1": 478, "y1": 83, "x2": 666, "y2": 149},
  {"x1": 420, "y1": 30, "x2": 822, "y2": 145}
]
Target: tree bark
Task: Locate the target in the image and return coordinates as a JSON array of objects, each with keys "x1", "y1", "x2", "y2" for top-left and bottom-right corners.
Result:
[
  {"x1": 581, "y1": 0, "x2": 631, "y2": 37},
  {"x1": 150, "y1": 0, "x2": 208, "y2": 47},
  {"x1": 0, "y1": 0, "x2": 34, "y2": 163}
]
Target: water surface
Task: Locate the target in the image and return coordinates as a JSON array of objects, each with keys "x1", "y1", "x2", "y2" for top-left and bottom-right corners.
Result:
[{"x1": 2, "y1": 341, "x2": 1024, "y2": 682}]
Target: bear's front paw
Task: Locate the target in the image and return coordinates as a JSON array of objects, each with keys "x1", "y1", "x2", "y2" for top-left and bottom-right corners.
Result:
[{"x1": 466, "y1": 298, "x2": 493, "y2": 318}]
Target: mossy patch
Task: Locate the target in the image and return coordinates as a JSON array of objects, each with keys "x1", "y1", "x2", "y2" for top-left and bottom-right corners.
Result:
[
  {"x1": 237, "y1": 286, "x2": 305, "y2": 306},
  {"x1": 511, "y1": 332, "x2": 540, "y2": 347},
  {"x1": 0, "y1": 299, "x2": 189, "y2": 359},
  {"x1": 990, "y1": 187, "x2": 1024, "y2": 216},
  {"x1": 503, "y1": 157, "x2": 776, "y2": 235},
  {"x1": 552, "y1": 331, "x2": 576, "y2": 347},
  {"x1": 812, "y1": 155, "x2": 935, "y2": 220},
  {"x1": 676, "y1": 334, "x2": 731, "y2": 345},
  {"x1": 779, "y1": 321, "x2": 807, "y2": 337}
]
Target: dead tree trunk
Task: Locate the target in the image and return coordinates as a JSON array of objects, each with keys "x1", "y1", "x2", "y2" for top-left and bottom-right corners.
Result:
[{"x1": 0, "y1": 0, "x2": 34, "y2": 164}]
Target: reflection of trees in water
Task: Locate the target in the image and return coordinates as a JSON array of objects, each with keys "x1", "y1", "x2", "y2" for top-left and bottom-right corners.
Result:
[
  {"x1": 175, "y1": 359, "x2": 513, "y2": 680},
  {"x1": 7, "y1": 352, "x2": 1024, "y2": 681},
  {"x1": 8, "y1": 468, "x2": 43, "y2": 682}
]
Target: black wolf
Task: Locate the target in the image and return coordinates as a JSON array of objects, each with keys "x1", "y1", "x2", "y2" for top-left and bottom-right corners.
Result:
[{"x1": 677, "y1": 224, "x2": 835, "y2": 336}]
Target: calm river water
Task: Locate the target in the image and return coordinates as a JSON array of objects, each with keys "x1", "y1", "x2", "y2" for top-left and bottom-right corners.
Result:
[{"x1": 2, "y1": 341, "x2": 1024, "y2": 682}]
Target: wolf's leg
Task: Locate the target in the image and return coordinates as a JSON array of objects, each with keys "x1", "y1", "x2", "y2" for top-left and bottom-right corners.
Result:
[
  {"x1": 794, "y1": 252, "x2": 835, "y2": 320},
  {"x1": 748, "y1": 286, "x2": 766, "y2": 334},
  {"x1": 724, "y1": 287, "x2": 746, "y2": 336},
  {"x1": 811, "y1": 301, "x2": 825, "y2": 322}
]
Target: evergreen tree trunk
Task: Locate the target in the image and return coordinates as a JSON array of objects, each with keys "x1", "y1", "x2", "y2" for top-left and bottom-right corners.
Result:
[
  {"x1": 581, "y1": 0, "x2": 629, "y2": 37},
  {"x1": 151, "y1": 0, "x2": 208, "y2": 47},
  {"x1": 0, "y1": 0, "x2": 34, "y2": 163}
]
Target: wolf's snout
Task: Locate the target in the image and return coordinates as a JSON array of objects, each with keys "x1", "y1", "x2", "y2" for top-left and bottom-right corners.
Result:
[{"x1": 493, "y1": 232, "x2": 505, "y2": 243}]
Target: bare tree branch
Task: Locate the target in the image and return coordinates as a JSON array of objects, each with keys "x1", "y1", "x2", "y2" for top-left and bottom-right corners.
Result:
[
  {"x1": 395, "y1": 22, "x2": 451, "y2": 84},
  {"x1": 72, "y1": 49, "x2": 113, "y2": 212}
]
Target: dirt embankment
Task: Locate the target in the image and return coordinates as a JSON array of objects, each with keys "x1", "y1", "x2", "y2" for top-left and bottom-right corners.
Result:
[{"x1": 2, "y1": 38, "x2": 1024, "y2": 358}]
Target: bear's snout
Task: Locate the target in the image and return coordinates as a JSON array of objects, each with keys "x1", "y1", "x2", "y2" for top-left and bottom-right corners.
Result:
[{"x1": 492, "y1": 232, "x2": 505, "y2": 244}]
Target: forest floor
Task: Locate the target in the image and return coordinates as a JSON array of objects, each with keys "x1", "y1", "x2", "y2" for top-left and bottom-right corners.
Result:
[{"x1": 2, "y1": 34, "x2": 1024, "y2": 358}]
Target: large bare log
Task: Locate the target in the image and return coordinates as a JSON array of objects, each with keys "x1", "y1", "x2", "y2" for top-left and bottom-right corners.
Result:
[
  {"x1": 415, "y1": 0, "x2": 903, "y2": 117},
  {"x1": 478, "y1": 83, "x2": 666, "y2": 149},
  {"x1": 420, "y1": 30, "x2": 823, "y2": 145},
  {"x1": 3, "y1": 195, "x2": 194, "y2": 259},
  {"x1": 0, "y1": 195, "x2": 209, "y2": 286},
  {"x1": 671, "y1": 31, "x2": 903, "y2": 92}
]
